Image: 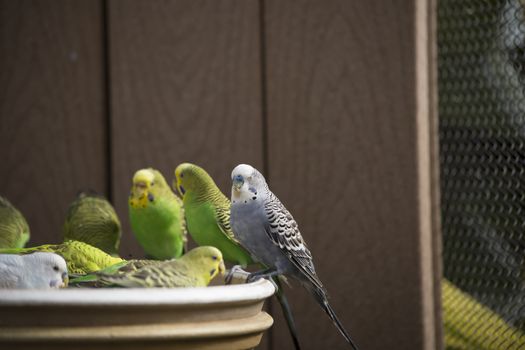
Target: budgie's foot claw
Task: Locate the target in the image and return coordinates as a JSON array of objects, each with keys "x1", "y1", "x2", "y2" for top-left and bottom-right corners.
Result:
[{"x1": 225, "y1": 265, "x2": 249, "y2": 285}]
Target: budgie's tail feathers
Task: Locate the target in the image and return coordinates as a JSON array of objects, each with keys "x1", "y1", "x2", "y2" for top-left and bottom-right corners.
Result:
[
  {"x1": 311, "y1": 286, "x2": 359, "y2": 350},
  {"x1": 273, "y1": 276, "x2": 301, "y2": 350}
]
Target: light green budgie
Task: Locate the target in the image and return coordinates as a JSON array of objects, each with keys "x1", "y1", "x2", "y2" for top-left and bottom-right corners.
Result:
[
  {"x1": 174, "y1": 163, "x2": 301, "y2": 349},
  {"x1": 63, "y1": 191, "x2": 121, "y2": 256},
  {"x1": 442, "y1": 278, "x2": 525, "y2": 349},
  {"x1": 0, "y1": 240, "x2": 123, "y2": 275},
  {"x1": 129, "y1": 168, "x2": 187, "y2": 260},
  {"x1": 174, "y1": 163, "x2": 252, "y2": 266},
  {"x1": 70, "y1": 246, "x2": 225, "y2": 288},
  {"x1": 0, "y1": 196, "x2": 30, "y2": 249}
]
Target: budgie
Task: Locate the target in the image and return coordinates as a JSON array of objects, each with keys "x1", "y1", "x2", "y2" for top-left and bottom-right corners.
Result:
[
  {"x1": 0, "y1": 240, "x2": 123, "y2": 275},
  {"x1": 0, "y1": 196, "x2": 30, "y2": 249},
  {"x1": 71, "y1": 246, "x2": 225, "y2": 288},
  {"x1": 230, "y1": 164, "x2": 359, "y2": 350},
  {"x1": 174, "y1": 162, "x2": 302, "y2": 349},
  {"x1": 63, "y1": 191, "x2": 121, "y2": 256},
  {"x1": 442, "y1": 278, "x2": 525, "y2": 349},
  {"x1": 0, "y1": 252, "x2": 68, "y2": 289},
  {"x1": 129, "y1": 168, "x2": 187, "y2": 259},
  {"x1": 174, "y1": 163, "x2": 252, "y2": 266}
]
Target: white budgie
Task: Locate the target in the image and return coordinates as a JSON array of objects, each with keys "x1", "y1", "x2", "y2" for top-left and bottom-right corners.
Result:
[
  {"x1": 230, "y1": 164, "x2": 358, "y2": 349},
  {"x1": 0, "y1": 252, "x2": 68, "y2": 289}
]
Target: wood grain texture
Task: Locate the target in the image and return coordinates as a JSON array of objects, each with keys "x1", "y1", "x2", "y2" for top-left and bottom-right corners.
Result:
[
  {"x1": 0, "y1": 1, "x2": 106, "y2": 246},
  {"x1": 264, "y1": 1, "x2": 438, "y2": 349},
  {"x1": 108, "y1": 0, "x2": 264, "y2": 259}
]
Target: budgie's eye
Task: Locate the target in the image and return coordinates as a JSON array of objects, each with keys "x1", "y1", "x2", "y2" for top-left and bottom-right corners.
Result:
[
  {"x1": 53, "y1": 266, "x2": 59, "y2": 272},
  {"x1": 211, "y1": 256, "x2": 218, "y2": 260},
  {"x1": 180, "y1": 172, "x2": 184, "y2": 178},
  {"x1": 151, "y1": 181, "x2": 154, "y2": 186}
]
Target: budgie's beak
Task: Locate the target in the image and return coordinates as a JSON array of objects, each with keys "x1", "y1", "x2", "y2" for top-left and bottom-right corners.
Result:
[
  {"x1": 130, "y1": 179, "x2": 152, "y2": 208},
  {"x1": 232, "y1": 175, "x2": 244, "y2": 191},
  {"x1": 62, "y1": 272, "x2": 69, "y2": 288},
  {"x1": 134, "y1": 181, "x2": 149, "y2": 196},
  {"x1": 173, "y1": 178, "x2": 185, "y2": 196},
  {"x1": 218, "y1": 260, "x2": 226, "y2": 276}
]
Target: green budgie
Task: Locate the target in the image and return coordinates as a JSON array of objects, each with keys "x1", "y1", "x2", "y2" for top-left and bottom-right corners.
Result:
[
  {"x1": 71, "y1": 246, "x2": 225, "y2": 288},
  {"x1": 174, "y1": 162, "x2": 301, "y2": 349},
  {"x1": 129, "y1": 168, "x2": 187, "y2": 259},
  {"x1": 174, "y1": 163, "x2": 252, "y2": 266},
  {"x1": 0, "y1": 196, "x2": 30, "y2": 249},
  {"x1": 0, "y1": 240, "x2": 123, "y2": 275},
  {"x1": 63, "y1": 191, "x2": 121, "y2": 256},
  {"x1": 230, "y1": 164, "x2": 358, "y2": 350}
]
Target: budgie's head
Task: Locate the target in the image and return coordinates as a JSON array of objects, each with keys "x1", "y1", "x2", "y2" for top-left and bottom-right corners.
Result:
[
  {"x1": 174, "y1": 163, "x2": 217, "y2": 199},
  {"x1": 230, "y1": 164, "x2": 267, "y2": 204},
  {"x1": 129, "y1": 168, "x2": 168, "y2": 209},
  {"x1": 25, "y1": 252, "x2": 69, "y2": 288},
  {"x1": 182, "y1": 246, "x2": 225, "y2": 281}
]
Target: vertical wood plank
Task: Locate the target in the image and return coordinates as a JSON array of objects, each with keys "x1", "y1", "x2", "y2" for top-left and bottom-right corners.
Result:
[
  {"x1": 264, "y1": 1, "x2": 439, "y2": 349},
  {"x1": 0, "y1": 1, "x2": 107, "y2": 245},
  {"x1": 108, "y1": 0, "x2": 264, "y2": 259},
  {"x1": 417, "y1": 0, "x2": 441, "y2": 348}
]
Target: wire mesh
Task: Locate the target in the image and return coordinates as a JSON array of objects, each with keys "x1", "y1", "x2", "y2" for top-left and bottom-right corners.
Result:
[{"x1": 439, "y1": 0, "x2": 525, "y2": 348}]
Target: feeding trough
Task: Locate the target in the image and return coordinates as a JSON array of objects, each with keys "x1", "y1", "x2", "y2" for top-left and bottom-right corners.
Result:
[{"x1": 0, "y1": 278, "x2": 275, "y2": 350}]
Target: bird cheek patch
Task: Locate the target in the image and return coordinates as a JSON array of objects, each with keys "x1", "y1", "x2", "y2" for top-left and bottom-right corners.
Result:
[{"x1": 49, "y1": 279, "x2": 62, "y2": 288}]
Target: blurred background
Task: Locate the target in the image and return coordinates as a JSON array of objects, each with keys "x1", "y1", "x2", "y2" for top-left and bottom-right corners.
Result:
[
  {"x1": 0, "y1": 1, "x2": 439, "y2": 350},
  {"x1": 439, "y1": 0, "x2": 525, "y2": 348}
]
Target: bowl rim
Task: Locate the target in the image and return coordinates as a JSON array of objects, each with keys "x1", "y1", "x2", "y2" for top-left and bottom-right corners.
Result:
[{"x1": 0, "y1": 279, "x2": 275, "y2": 306}]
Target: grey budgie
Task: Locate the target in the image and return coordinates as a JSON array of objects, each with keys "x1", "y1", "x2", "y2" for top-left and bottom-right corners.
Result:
[{"x1": 230, "y1": 164, "x2": 358, "y2": 350}]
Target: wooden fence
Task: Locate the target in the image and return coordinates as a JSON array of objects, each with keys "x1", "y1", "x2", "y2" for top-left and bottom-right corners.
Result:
[{"x1": 0, "y1": 1, "x2": 440, "y2": 349}]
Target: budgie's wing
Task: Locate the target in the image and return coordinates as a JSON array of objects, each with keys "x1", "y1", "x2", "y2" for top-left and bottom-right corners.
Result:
[
  {"x1": 58, "y1": 241, "x2": 123, "y2": 274},
  {"x1": 215, "y1": 203, "x2": 243, "y2": 245},
  {"x1": 70, "y1": 258, "x2": 162, "y2": 286},
  {"x1": 117, "y1": 259, "x2": 163, "y2": 273},
  {"x1": 102, "y1": 262, "x2": 200, "y2": 288},
  {"x1": 263, "y1": 193, "x2": 324, "y2": 291}
]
